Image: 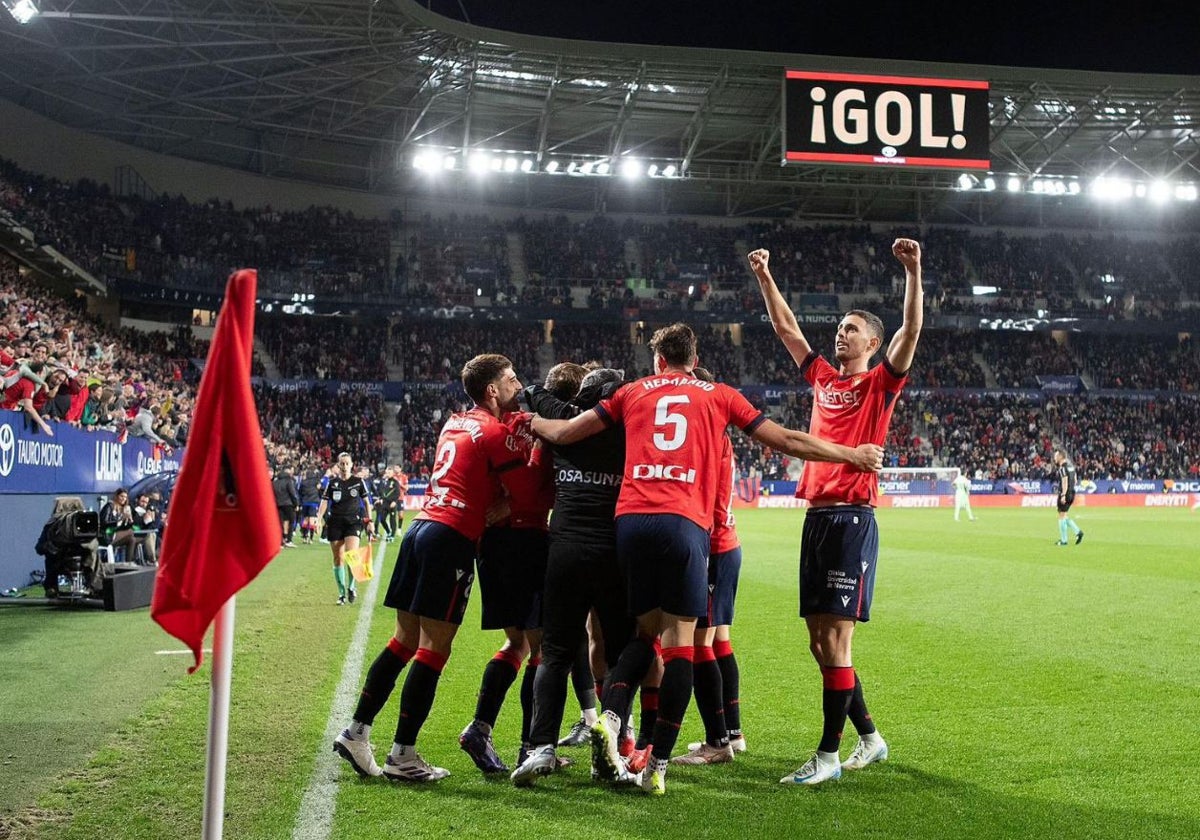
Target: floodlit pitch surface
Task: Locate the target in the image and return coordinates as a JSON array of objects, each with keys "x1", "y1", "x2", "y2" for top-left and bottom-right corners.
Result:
[{"x1": 1, "y1": 506, "x2": 1196, "y2": 839}]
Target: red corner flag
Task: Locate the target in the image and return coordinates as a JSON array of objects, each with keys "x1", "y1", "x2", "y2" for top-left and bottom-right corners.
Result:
[{"x1": 152, "y1": 269, "x2": 281, "y2": 672}]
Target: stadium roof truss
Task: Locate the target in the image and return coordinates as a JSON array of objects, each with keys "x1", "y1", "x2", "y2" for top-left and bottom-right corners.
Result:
[{"x1": 2, "y1": 0, "x2": 1199, "y2": 227}]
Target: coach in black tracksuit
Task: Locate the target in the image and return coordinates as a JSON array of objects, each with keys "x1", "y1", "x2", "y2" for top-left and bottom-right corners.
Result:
[{"x1": 524, "y1": 366, "x2": 634, "y2": 751}]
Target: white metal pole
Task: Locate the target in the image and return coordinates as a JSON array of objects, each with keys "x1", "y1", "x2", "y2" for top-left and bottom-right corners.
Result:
[{"x1": 201, "y1": 597, "x2": 236, "y2": 840}]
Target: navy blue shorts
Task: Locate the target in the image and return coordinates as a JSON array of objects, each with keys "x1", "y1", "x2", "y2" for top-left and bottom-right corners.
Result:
[
  {"x1": 384, "y1": 519, "x2": 476, "y2": 624},
  {"x1": 615, "y1": 513, "x2": 710, "y2": 619},
  {"x1": 799, "y1": 506, "x2": 878, "y2": 622},
  {"x1": 477, "y1": 526, "x2": 548, "y2": 631},
  {"x1": 326, "y1": 516, "x2": 363, "y2": 542},
  {"x1": 699, "y1": 546, "x2": 742, "y2": 629},
  {"x1": 301, "y1": 502, "x2": 319, "y2": 518}
]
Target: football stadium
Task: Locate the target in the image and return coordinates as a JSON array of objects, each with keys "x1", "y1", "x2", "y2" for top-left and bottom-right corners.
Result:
[{"x1": 1, "y1": 2, "x2": 1197, "y2": 838}]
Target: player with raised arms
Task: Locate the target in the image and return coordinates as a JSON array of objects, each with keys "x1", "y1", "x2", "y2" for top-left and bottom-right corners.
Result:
[{"x1": 748, "y1": 238, "x2": 923, "y2": 786}]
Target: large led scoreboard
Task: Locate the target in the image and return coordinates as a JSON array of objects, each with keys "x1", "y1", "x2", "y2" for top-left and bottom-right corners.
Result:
[{"x1": 783, "y1": 70, "x2": 990, "y2": 170}]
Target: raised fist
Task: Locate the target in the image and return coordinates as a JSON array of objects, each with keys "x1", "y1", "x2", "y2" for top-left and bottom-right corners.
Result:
[
  {"x1": 892, "y1": 238, "x2": 922, "y2": 269},
  {"x1": 747, "y1": 248, "x2": 770, "y2": 273}
]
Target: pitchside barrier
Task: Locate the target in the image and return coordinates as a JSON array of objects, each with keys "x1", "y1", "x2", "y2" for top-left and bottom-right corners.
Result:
[{"x1": 0, "y1": 410, "x2": 183, "y2": 591}]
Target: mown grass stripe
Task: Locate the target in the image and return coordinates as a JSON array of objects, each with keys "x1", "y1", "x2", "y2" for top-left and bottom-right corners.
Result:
[{"x1": 291, "y1": 555, "x2": 385, "y2": 840}]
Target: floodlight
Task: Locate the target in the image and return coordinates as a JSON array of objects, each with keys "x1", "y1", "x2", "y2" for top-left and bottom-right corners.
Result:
[
  {"x1": 1134, "y1": 183, "x2": 1147, "y2": 198},
  {"x1": 468, "y1": 153, "x2": 490, "y2": 173},
  {"x1": 412, "y1": 150, "x2": 439, "y2": 171},
  {"x1": 1031, "y1": 180, "x2": 1046, "y2": 194},
  {"x1": 1176, "y1": 184, "x2": 1198, "y2": 201},
  {"x1": 545, "y1": 160, "x2": 560, "y2": 174},
  {"x1": 1067, "y1": 181, "x2": 1081, "y2": 195},
  {"x1": 579, "y1": 161, "x2": 593, "y2": 175},
  {"x1": 3, "y1": 0, "x2": 38, "y2": 24},
  {"x1": 620, "y1": 159, "x2": 642, "y2": 179},
  {"x1": 567, "y1": 162, "x2": 579, "y2": 174},
  {"x1": 490, "y1": 157, "x2": 504, "y2": 172},
  {"x1": 520, "y1": 158, "x2": 534, "y2": 173},
  {"x1": 663, "y1": 164, "x2": 678, "y2": 177},
  {"x1": 596, "y1": 161, "x2": 611, "y2": 176},
  {"x1": 503, "y1": 157, "x2": 518, "y2": 173},
  {"x1": 983, "y1": 177, "x2": 996, "y2": 191},
  {"x1": 647, "y1": 164, "x2": 659, "y2": 177},
  {"x1": 1006, "y1": 176, "x2": 1021, "y2": 192},
  {"x1": 1149, "y1": 181, "x2": 1170, "y2": 203},
  {"x1": 956, "y1": 173, "x2": 974, "y2": 191}
]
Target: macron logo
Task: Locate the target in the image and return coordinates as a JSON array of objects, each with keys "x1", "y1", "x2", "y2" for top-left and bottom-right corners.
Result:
[
  {"x1": 840, "y1": 595, "x2": 851, "y2": 607},
  {"x1": 632, "y1": 464, "x2": 697, "y2": 484}
]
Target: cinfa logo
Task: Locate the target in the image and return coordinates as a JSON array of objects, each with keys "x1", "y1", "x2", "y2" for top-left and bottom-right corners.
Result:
[{"x1": 0, "y1": 424, "x2": 14, "y2": 477}]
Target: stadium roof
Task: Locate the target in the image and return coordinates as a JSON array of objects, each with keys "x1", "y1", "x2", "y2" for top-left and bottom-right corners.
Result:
[{"x1": 2, "y1": 0, "x2": 1200, "y2": 227}]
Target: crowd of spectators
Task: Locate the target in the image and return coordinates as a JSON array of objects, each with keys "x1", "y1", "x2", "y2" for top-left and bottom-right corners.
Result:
[
  {"x1": 1074, "y1": 333, "x2": 1199, "y2": 392},
  {"x1": 399, "y1": 213, "x2": 510, "y2": 302},
  {"x1": 394, "y1": 384, "x2": 471, "y2": 481},
  {"x1": 256, "y1": 384, "x2": 386, "y2": 474},
  {"x1": 549, "y1": 323, "x2": 640, "y2": 376},
  {"x1": 256, "y1": 315, "x2": 388, "y2": 381},
  {"x1": 2, "y1": 256, "x2": 195, "y2": 446},
  {"x1": 1, "y1": 158, "x2": 391, "y2": 300},
  {"x1": 981, "y1": 332, "x2": 1078, "y2": 388},
  {"x1": 7, "y1": 152, "x2": 1200, "y2": 491},
  {"x1": 1045, "y1": 394, "x2": 1200, "y2": 480},
  {"x1": 393, "y1": 318, "x2": 543, "y2": 384}
]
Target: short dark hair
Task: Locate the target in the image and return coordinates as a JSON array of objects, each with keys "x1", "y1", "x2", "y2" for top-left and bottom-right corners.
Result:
[
  {"x1": 461, "y1": 353, "x2": 513, "y2": 403},
  {"x1": 844, "y1": 309, "x2": 885, "y2": 344},
  {"x1": 649, "y1": 323, "x2": 697, "y2": 368},
  {"x1": 692, "y1": 366, "x2": 715, "y2": 383},
  {"x1": 545, "y1": 362, "x2": 586, "y2": 400}
]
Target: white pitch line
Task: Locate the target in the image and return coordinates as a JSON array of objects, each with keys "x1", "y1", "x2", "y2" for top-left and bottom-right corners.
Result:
[
  {"x1": 155, "y1": 649, "x2": 213, "y2": 656},
  {"x1": 291, "y1": 553, "x2": 385, "y2": 840}
]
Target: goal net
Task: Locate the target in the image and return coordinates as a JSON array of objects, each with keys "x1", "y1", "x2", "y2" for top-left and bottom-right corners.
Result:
[{"x1": 878, "y1": 467, "x2": 960, "y2": 496}]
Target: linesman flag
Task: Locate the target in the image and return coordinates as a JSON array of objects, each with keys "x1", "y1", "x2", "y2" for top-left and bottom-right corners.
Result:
[{"x1": 151, "y1": 269, "x2": 281, "y2": 673}]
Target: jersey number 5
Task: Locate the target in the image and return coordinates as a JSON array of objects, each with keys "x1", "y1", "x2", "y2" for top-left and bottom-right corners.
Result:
[{"x1": 653, "y1": 395, "x2": 689, "y2": 452}]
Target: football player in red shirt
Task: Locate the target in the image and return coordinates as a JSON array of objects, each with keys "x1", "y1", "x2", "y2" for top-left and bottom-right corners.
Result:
[
  {"x1": 670, "y1": 368, "x2": 746, "y2": 768},
  {"x1": 749, "y1": 238, "x2": 923, "y2": 786},
  {"x1": 334, "y1": 353, "x2": 525, "y2": 783},
  {"x1": 458, "y1": 410, "x2": 556, "y2": 775},
  {"x1": 533, "y1": 323, "x2": 882, "y2": 794}
]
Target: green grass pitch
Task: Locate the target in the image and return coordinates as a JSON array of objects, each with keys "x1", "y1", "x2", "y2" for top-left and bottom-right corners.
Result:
[{"x1": 1, "y1": 506, "x2": 1197, "y2": 839}]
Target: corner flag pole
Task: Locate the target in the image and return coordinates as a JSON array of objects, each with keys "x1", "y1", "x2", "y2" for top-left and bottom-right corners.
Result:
[{"x1": 201, "y1": 597, "x2": 236, "y2": 840}]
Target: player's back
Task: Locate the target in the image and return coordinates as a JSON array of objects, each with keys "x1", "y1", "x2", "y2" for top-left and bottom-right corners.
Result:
[
  {"x1": 418, "y1": 406, "x2": 522, "y2": 541},
  {"x1": 598, "y1": 373, "x2": 763, "y2": 531}
]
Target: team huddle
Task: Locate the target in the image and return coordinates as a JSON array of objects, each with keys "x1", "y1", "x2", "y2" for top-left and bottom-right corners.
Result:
[{"x1": 332, "y1": 239, "x2": 924, "y2": 794}]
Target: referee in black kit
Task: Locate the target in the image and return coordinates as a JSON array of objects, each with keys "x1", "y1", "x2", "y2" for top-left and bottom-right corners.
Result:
[{"x1": 316, "y1": 451, "x2": 375, "y2": 605}]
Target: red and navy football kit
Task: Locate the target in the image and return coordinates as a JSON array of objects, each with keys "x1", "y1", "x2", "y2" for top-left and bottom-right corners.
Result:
[
  {"x1": 701, "y1": 435, "x2": 742, "y2": 629},
  {"x1": 385, "y1": 407, "x2": 523, "y2": 625},
  {"x1": 797, "y1": 352, "x2": 907, "y2": 621},
  {"x1": 597, "y1": 374, "x2": 764, "y2": 618},
  {"x1": 477, "y1": 411, "x2": 556, "y2": 631}
]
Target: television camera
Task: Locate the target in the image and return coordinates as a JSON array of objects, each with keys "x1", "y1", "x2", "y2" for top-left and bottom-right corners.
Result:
[{"x1": 33, "y1": 497, "x2": 101, "y2": 599}]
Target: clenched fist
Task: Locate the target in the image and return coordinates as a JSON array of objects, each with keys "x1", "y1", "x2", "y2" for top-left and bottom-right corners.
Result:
[
  {"x1": 747, "y1": 248, "x2": 770, "y2": 274},
  {"x1": 892, "y1": 238, "x2": 921, "y2": 270}
]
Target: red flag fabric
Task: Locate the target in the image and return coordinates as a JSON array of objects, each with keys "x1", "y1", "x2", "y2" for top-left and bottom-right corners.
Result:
[{"x1": 151, "y1": 269, "x2": 281, "y2": 672}]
